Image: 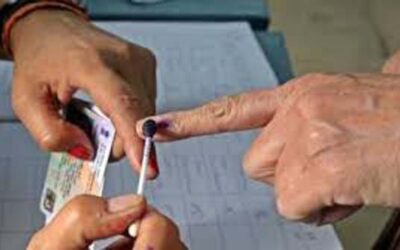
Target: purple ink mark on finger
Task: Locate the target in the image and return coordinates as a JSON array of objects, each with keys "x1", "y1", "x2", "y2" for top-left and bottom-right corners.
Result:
[{"x1": 157, "y1": 120, "x2": 171, "y2": 129}]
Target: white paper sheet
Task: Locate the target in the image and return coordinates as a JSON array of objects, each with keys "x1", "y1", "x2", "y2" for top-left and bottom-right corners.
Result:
[{"x1": 0, "y1": 22, "x2": 342, "y2": 249}]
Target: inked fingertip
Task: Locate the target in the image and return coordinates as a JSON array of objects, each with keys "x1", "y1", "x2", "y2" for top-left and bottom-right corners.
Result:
[{"x1": 157, "y1": 120, "x2": 171, "y2": 130}]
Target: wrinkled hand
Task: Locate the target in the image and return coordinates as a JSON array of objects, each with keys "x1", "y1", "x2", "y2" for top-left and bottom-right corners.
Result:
[
  {"x1": 383, "y1": 50, "x2": 400, "y2": 74},
  {"x1": 137, "y1": 73, "x2": 400, "y2": 224},
  {"x1": 27, "y1": 194, "x2": 186, "y2": 250},
  {"x1": 10, "y1": 10, "x2": 158, "y2": 178}
]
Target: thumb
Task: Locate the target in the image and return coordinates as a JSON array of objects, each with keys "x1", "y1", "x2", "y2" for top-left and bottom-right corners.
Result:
[
  {"x1": 136, "y1": 86, "x2": 291, "y2": 142},
  {"x1": 12, "y1": 80, "x2": 93, "y2": 159},
  {"x1": 45, "y1": 195, "x2": 146, "y2": 250}
]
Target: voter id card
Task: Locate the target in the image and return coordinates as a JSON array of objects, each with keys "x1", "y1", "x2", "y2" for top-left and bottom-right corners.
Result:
[{"x1": 40, "y1": 99, "x2": 116, "y2": 222}]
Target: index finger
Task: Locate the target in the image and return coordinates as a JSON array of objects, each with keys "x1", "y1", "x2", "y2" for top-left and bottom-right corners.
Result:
[{"x1": 137, "y1": 86, "x2": 291, "y2": 142}]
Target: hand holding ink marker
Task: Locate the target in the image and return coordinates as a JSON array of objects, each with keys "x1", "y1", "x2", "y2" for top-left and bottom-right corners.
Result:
[{"x1": 129, "y1": 119, "x2": 158, "y2": 237}]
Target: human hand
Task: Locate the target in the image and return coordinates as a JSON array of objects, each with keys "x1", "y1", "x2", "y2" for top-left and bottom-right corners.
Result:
[
  {"x1": 137, "y1": 73, "x2": 400, "y2": 224},
  {"x1": 27, "y1": 194, "x2": 186, "y2": 250},
  {"x1": 10, "y1": 9, "x2": 158, "y2": 178},
  {"x1": 383, "y1": 50, "x2": 400, "y2": 74}
]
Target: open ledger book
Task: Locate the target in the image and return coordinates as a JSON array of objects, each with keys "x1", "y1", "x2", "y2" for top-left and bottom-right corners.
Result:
[{"x1": 0, "y1": 22, "x2": 342, "y2": 249}]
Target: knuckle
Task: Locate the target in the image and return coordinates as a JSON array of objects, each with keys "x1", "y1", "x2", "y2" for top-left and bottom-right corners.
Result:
[
  {"x1": 127, "y1": 45, "x2": 157, "y2": 69},
  {"x1": 36, "y1": 128, "x2": 64, "y2": 151},
  {"x1": 289, "y1": 73, "x2": 334, "y2": 95},
  {"x1": 300, "y1": 73, "x2": 333, "y2": 83},
  {"x1": 157, "y1": 214, "x2": 180, "y2": 236},
  {"x1": 204, "y1": 95, "x2": 240, "y2": 131},
  {"x1": 113, "y1": 93, "x2": 144, "y2": 113},
  {"x1": 156, "y1": 214, "x2": 171, "y2": 229},
  {"x1": 243, "y1": 164, "x2": 273, "y2": 182},
  {"x1": 74, "y1": 37, "x2": 98, "y2": 54},
  {"x1": 115, "y1": 41, "x2": 132, "y2": 56},
  {"x1": 11, "y1": 91, "x2": 28, "y2": 115},
  {"x1": 296, "y1": 90, "x2": 326, "y2": 119},
  {"x1": 243, "y1": 159, "x2": 260, "y2": 180},
  {"x1": 169, "y1": 113, "x2": 191, "y2": 137},
  {"x1": 75, "y1": 50, "x2": 104, "y2": 78},
  {"x1": 305, "y1": 120, "x2": 347, "y2": 160},
  {"x1": 276, "y1": 195, "x2": 299, "y2": 220},
  {"x1": 243, "y1": 152, "x2": 276, "y2": 182},
  {"x1": 309, "y1": 146, "x2": 348, "y2": 177},
  {"x1": 28, "y1": 231, "x2": 48, "y2": 249},
  {"x1": 64, "y1": 195, "x2": 93, "y2": 222},
  {"x1": 140, "y1": 47, "x2": 157, "y2": 68}
]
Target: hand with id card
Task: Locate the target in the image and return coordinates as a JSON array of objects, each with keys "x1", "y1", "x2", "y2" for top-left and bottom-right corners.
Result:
[
  {"x1": 6, "y1": 0, "x2": 159, "y2": 180},
  {"x1": 28, "y1": 194, "x2": 187, "y2": 250},
  {"x1": 34, "y1": 99, "x2": 186, "y2": 249}
]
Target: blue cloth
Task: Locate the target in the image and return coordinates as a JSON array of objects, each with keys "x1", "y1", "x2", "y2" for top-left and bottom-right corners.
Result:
[
  {"x1": 256, "y1": 31, "x2": 294, "y2": 84},
  {"x1": 87, "y1": 0, "x2": 269, "y2": 29}
]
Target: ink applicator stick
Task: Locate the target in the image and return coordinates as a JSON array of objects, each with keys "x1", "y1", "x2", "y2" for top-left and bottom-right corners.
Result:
[{"x1": 128, "y1": 119, "x2": 157, "y2": 237}]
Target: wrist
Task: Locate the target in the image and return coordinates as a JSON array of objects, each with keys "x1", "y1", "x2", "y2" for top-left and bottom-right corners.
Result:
[
  {"x1": 10, "y1": 9, "x2": 82, "y2": 57},
  {"x1": 2, "y1": 1, "x2": 88, "y2": 58}
]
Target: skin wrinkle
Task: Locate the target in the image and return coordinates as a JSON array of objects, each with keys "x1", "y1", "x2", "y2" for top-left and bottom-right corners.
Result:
[
  {"x1": 377, "y1": 140, "x2": 400, "y2": 206},
  {"x1": 207, "y1": 95, "x2": 240, "y2": 133},
  {"x1": 391, "y1": 142, "x2": 400, "y2": 205},
  {"x1": 377, "y1": 144, "x2": 395, "y2": 205},
  {"x1": 250, "y1": 162, "x2": 276, "y2": 182},
  {"x1": 340, "y1": 113, "x2": 400, "y2": 139},
  {"x1": 359, "y1": 142, "x2": 379, "y2": 206},
  {"x1": 358, "y1": 138, "x2": 400, "y2": 206},
  {"x1": 306, "y1": 119, "x2": 349, "y2": 159},
  {"x1": 208, "y1": 97, "x2": 232, "y2": 119},
  {"x1": 377, "y1": 89, "x2": 400, "y2": 110},
  {"x1": 326, "y1": 144, "x2": 361, "y2": 206},
  {"x1": 360, "y1": 90, "x2": 379, "y2": 112},
  {"x1": 307, "y1": 139, "x2": 349, "y2": 167}
]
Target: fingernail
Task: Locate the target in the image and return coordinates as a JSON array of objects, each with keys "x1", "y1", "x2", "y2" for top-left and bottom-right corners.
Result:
[
  {"x1": 68, "y1": 145, "x2": 92, "y2": 160},
  {"x1": 107, "y1": 195, "x2": 144, "y2": 213}
]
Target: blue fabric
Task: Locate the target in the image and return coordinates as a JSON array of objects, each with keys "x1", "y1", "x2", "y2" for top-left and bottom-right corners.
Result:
[
  {"x1": 255, "y1": 31, "x2": 294, "y2": 84},
  {"x1": 87, "y1": 0, "x2": 269, "y2": 29}
]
